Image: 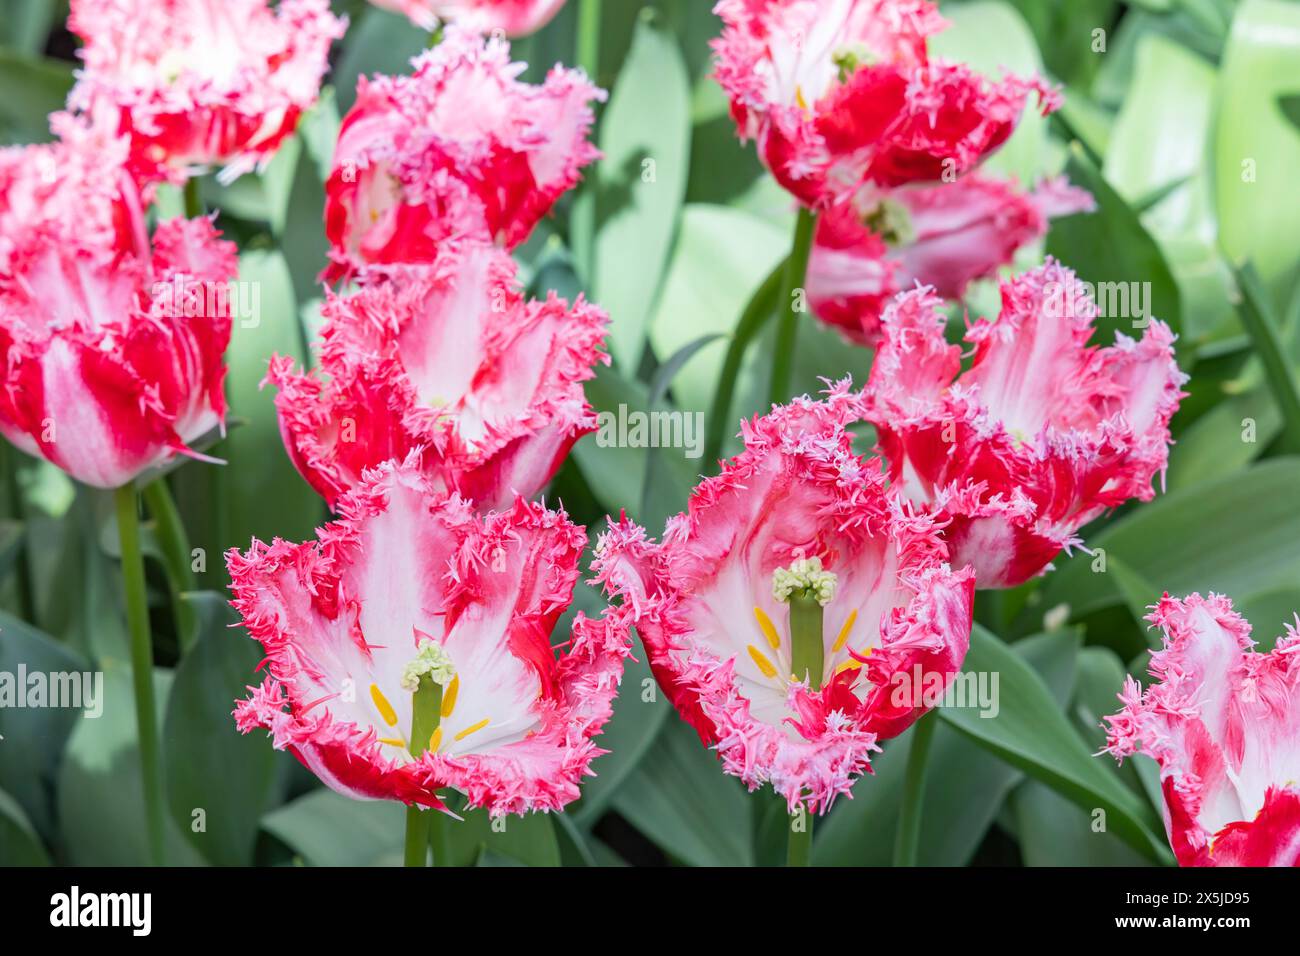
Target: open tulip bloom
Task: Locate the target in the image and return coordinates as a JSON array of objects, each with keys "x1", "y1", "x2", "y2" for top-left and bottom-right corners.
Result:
[
  {"x1": 1104, "y1": 594, "x2": 1300, "y2": 867},
  {"x1": 594, "y1": 386, "x2": 975, "y2": 817},
  {"x1": 66, "y1": 0, "x2": 345, "y2": 183},
  {"x1": 711, "y1": 0, "x2": 1059, "y2": 210},
  {"x1": 324, "y1": 26, "x2": 603, "y2": 280},
  {"x1": 863, "y1": 260, "x2": 1187, "y2": 589},
  {"x1": 368, "y1": 0, "x2": 568, "y2": 37},
  {"x1": 269, "y1": 241, "x2": 608, "y2": 512},
  {"x1": 228, "y1": 458, "x2": 628, "y2": 859}
]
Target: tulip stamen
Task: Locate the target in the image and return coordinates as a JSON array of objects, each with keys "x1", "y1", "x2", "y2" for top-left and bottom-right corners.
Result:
[
  {"x1": 370, "y1": 683, "x2": 399, "y2": 727},
  {"x1": 753, "y1": 606, "x2": 782, "y2": 651},
  {"x1": 454, "y1": 717, "x2": 490, "y2": 742},
  {"x1": 832, "y1": 609, "x2": 858, "y2": 652},
  {"x1": 747, "y1": 644, "x2": 779, "y2": 680}
]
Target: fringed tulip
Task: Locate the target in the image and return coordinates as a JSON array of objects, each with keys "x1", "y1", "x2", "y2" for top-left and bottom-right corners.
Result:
[
  {"x1": 228, "y1": 456, "x2": 629, "y2": 816},
  {"x1": 67, "y1": 0, "x2": 345, "y2": 183},
  {"x1": 1104, "y1": 593, "x2": 1300, "y2": 867},
  {"x1": 863, "y1": 260, "x2": 1187, "y2": 589},
  {"x1": 269, "y1": 241, "x2": 607, "y2": 511},
  {"x1": 711, "y1": 0, "x2": 1058, "y2": 209},
  {"x1": 806, "y1": 175, "x2": 1093, "y2": 346},
  {"x1": 0, "y1": 215, "x2": 237, "y2": 488},
  {"x1": 324, "y1": 26, "x2": 603, "y2": 280},
  {"x1": 0, "y1": 111, "x2": 148, "y2": 278},
  {"x1": 368, "y1": 0, "x2": 567, "y2": 36},
  {"x1": 593, "y1": 385, "x2": 975, "y2": 813}
]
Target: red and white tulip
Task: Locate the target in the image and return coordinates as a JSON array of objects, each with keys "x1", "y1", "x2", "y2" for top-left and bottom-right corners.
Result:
[
  {"x1": 324, "y1": 26, "x2": 602, "y2": 280},
  {"x1": 269, "y1": 241, "x2": 607, "y2": 511},
  {"x1": 593, "y1": 385, "x2": 975, "y2": 813},
  {"x1": 863, "y1": 261, "x2": 1187, "y2": 589},
  {"x1": 229, "y1": 457, "x2": 629, "y2": 816},
  {"x1": 711, "y1": 0, "x2": 1058, "y2": 209},
  {"x1": 67, "y1": 0, "x2": 345, "y2": 183},
  {"x1": 0, "y1": 213, "x2": 237, "y2": 489},
  {"x1": 1105, "y1": 593, "x2": 1300, "y2": 867}
]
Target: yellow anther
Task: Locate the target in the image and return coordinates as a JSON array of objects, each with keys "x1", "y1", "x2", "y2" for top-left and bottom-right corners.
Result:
[
  {"x1": 454, "y1": 718, "x2": 490, "y2": 742},
  {"x1": 378, "y1": 736, "x2": 405, "y2": 748},
  {"x1": 747, "y1": 645, "x2": 778, "y2": 679},
  {"x1": 429, "y1": 727, "x2": 443, "y2": 752},
  {"x1": 834, "y1": 659, "x2": 862, "y2": 677},
  {"x1": 753, "y1": 606, "x2": 782, "y2": 650},
  {"x1": 795, "y1": 86, "x2": 808, "y2": 111},
  {"x1": 441, "y1": 674, "x2": 459, "y2": 718},
  {"x1": 370, "y1": 684, "x2": 398, "y2": 726},
  {"x1": 832, "y1": 609, "x2": 858, "y2": 652}
]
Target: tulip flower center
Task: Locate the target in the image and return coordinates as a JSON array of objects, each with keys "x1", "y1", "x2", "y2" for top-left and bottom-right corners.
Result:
[
  {"x1": 861, "y1": 197, "x2": 915, "y2": 247},
  {"x1": 370, "y1": 638, "x2": 464, "y2": 759},
  {"x1": 771, "y1": 557, "x2": 837, "y2": 691}
]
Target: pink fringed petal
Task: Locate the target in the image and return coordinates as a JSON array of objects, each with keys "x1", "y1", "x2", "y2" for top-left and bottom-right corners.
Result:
[
  {"x1": 864, "y1": 260, "x2": 1187, "y2": 588},
  {"x1": 594, "y1": 384, "x2": 975, "y2": 813},
  {"x1": 67, "y1": 0, "x2": 345, "y2": 181},
  {"x1": 1103, "y1": 593, "x2": 1300, "y2": 867},
  {"x1": 228, "y1": 456, "x2": 630, "y2": 816},
  {"x1": 324, "y1": 26, "x2": 603, "y2": 279}
]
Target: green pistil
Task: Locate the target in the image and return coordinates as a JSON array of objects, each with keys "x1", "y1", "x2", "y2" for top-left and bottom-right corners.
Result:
[{"x1": 773, "y1": 557, "x2": 837, "y2": 691}]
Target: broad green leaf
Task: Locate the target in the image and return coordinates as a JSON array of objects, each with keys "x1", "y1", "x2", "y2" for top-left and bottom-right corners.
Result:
[
  {"x1": 1214, "y1": 0, "x2": 1300, "y2": 304},
  {"x1": 263, "y1": 788, "x2": 403, "y2": 867},
  {"x1": 1010, "y1": 782, "x2": 1154, "y2": 866},
  {"x1": 440, "y1": 805, "x2": 562, "y2": 867},
  {"x1": 0, "y1": 0, "x2": 58, "y2": 57},
  {"x1": 222, "y1": 250, "x2": 321, "y2": 553},
  {"x1": 815, "y1": 628, "x2": 1080, "y2": 866},
  {"x1": 57, "y1": 664, "x2": 205, "y2": 865},
  {"x1": 611, "y1": 718, "x2": 754, "y2": 866},
  {"x1": 1233, "y1": 262, "x2": 1300, "y2": 453},
  {"x1": 0, "y1": 611, "x2": 87, "y2": 838},
  {"x1": 594, "y1": 13, "x2": 692, "y2": 369},
  {"x1": 331, "y1": 7, "x2": 431, "y2": 114},
  {"x1": 1043, "y1": 457, "x2": 1300, "y2": 618},
  {"x1": 1047, "y1": 142, "x2": 1183, "y2": 342},
  {"x1": 0, "y1": 50, "x2": 72, "y2": 145},
  {"x1": 0, "y1": 784, "x2": 47, "y2": 865},
  {"x1": 939, "y1": 626, "x2": 1170, "y2": 863},
  {"x1": 163, "y1": 592, "x2": 281, "y2": 866},
  {"x1": 647, "y1": 205, "x2": 787, "y2": 418},
  {"x1": 1104, "y1": 34, "x2": 1216, "y2": 242}
]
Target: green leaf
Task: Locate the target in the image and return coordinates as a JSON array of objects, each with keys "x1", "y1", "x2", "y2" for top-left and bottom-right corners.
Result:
[
  {"x1": 1046, "y1": 142, "x2": 1183, "y2": 342},
  {"x1": 263, "y1": 788, "x2": 403, "y2": 867},
  {"x1": 647, "y1": 205, "x2": 787, "y2": 420},
  {"x1": 610, "y1": 718, "x2": 754, "y2": 866},
  {"x1": 57, "y1": 664, "x2": 205, "y2": 865},
  {"x1": 938, "y1": 626, "x2": 1171, "y2": 863},
  {"x1": 1233, "y1": 262, "x2": 1300, "y2": 453},
  {"x1": 0, "y1": 50, "x2": 72, "y2": 145},
  {"x1": 331, "y1": 7, "x2": 431, "y2": 115},
  {"x1": 0, "y1": 785, "x2": 47, "y2": 866},
  {"x1": 163, "y1": 592, "x2": 281, "y2": 866},
  {"x1": 1042, "y1": 457, "x2": 1300, "y2": 618},
  {"x1": 1214, "y1": 0, "x2": 1300, "y2": 304},
  {"x1": 222, "y1": 250, "x2": 322, "y2": 552},
  {"x1": 440, "y1": 805, "x2": 562, "y2": 867},
  {"x1": 1010, "y1": 782, "x2": 1154, "y2": 866},
  {"x1": 814, "y1": 628, "x2": 1080, "y2": 866},
  {"x1": 0, "y1": 610, "x2": 88, "y2": 838},
  {"x1": 594, "y1": 12, "x2": 692, "y2": 370}
]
